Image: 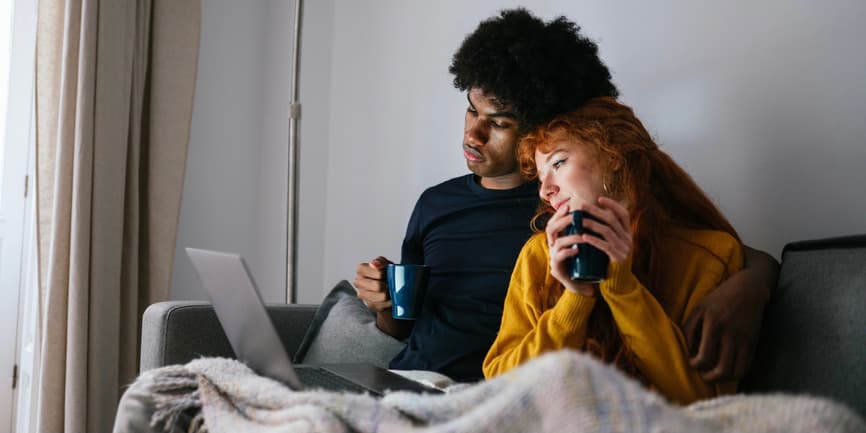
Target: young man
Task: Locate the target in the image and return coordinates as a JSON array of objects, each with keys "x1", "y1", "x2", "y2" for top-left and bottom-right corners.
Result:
[{"x1": 354, "y1": 8, "x2": 777, "y2": 383}]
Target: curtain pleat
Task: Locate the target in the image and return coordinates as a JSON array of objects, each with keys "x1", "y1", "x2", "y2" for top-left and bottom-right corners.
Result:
[{"x1": 34, "y1": 0, "x2": 201, "y2": 431}]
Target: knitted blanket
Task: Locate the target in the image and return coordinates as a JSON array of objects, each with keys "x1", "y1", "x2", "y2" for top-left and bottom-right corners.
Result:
[{"x1": 143, "y1": 350, "x2": 865, "y2": 433}]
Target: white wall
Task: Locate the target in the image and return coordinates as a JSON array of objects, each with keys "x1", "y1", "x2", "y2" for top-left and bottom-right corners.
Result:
[
  {"x1": 316, "y1": 0, "x2": 866, "y2": 301},
  {"x1": 171, "y1": 0, "x2": 292, "y2": 302},
  {"x1": 174, "y1": 0, "x2": 866, "y2": 303},
  {"x1": 295, "y1": 0, "x2": 336, "y2": 303},
  {"x1": 171, "y1": 0, "x2": 335, "y2": 303}
]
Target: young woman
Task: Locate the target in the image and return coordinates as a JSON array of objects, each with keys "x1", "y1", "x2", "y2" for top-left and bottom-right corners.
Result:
[{"x1": 483, "y1": 97, "x2": 743, "y2": 404}]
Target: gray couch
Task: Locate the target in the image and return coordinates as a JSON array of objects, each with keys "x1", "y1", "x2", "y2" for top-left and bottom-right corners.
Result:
[{"x1": 140, "y1": 235, "x2": 866, "y2": 417}]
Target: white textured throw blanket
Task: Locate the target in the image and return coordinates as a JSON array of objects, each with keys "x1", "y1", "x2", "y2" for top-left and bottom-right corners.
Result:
[{"x1": 143, "y1": 350, "x2": 865, "y2": 433}]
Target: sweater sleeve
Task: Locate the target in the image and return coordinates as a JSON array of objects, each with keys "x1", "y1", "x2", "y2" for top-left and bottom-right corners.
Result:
[
  {"x1": 483, "y1": 234, "x2": 597, "y2": 378},
  {"x1": 600, "y1": 230, "x2": 744, "y2": 404}
]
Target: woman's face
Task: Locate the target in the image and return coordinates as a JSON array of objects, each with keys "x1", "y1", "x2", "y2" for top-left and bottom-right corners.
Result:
[{"x1": 535, "y1": 137, "x2": 605, "y2": 211}]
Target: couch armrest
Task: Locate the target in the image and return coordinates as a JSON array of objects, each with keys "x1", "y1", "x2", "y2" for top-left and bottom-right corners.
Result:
[
  {"x1": 742, "y1": 234, "x2": 866, "y2": 418},
  {"x1": 140, "y1": 301, "x2": 318, "y2": 372}
]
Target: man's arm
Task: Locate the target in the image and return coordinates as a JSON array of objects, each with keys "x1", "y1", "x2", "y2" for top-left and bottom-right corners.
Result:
[
  {"x1": 354, "y1": 257, "x2": 414, "y2": 339},
  {"x1": 375, "y1": 309, "x2": 414, "y2": 340},
  {"x1": 683, "y1": 245, "x2": 779, "y2": 382}
]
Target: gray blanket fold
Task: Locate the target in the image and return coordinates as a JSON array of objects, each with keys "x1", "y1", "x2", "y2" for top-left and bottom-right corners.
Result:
[{"x1": 140, "y1": 350, "x2": 865, "y2": 433}]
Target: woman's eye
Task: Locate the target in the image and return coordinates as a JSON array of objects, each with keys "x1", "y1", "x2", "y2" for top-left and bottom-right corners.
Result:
[{"x1": 552, "y1": 159, "x2": 565, "y2": 169}]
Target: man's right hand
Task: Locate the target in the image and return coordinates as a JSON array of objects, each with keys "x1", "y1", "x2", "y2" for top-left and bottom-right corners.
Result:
[
  {"x1": 354, "y1": 256, "x2": 414, "y2": 339},
  {"x1": 354, "y1": 256, "x2": 393, "y2": 311}
]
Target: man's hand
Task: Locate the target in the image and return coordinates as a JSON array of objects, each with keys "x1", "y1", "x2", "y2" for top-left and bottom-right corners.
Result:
[
  {"x1": 683, "y1": 246, "x2": 778, "y2": 382},
  {"x1": 354, "y1": 256, "x2": 413, "y2": 339},
  {"x1": 354, "y1": 256, "x2": 392, "y2": 312}
]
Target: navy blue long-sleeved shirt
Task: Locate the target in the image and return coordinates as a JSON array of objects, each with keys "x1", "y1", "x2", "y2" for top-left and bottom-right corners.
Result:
[{"x1": 388, "y1": 174, "x2": 538, "y2": 381}]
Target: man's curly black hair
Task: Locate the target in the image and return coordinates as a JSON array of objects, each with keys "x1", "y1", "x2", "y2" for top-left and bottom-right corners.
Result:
[{"x1": 450, "y1": 8, "x2": 618, "y2": 132}]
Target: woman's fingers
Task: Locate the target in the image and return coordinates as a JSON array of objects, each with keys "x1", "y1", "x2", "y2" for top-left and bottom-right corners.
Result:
[
  {"x1": 579, "y1": 197, "x2": 633, "y2": 263},
  {"x1": 582, "y1": 216, "x2": 631, "y2": 259},
  {"x1": 545, "y1": 205, "x2": 573, "y2": 246},
  {"x1": 580, "y1": 230, "x2": 627, "y2": 263},
  {"x1": 600, "y1": 197, "x2": 631, "y2": 234},
  {"x1": 549, "y1": 235, "x2": 580, "y2": 281},
  {"x1": 546, "y1": 196, "x2": 634, "y2": 272},
  {"x1": 582, "y1": 199, "x2": 627, "y2": 237},
  {"x1": 549, "y1": 234, "x2": 598, "y2": 297}
]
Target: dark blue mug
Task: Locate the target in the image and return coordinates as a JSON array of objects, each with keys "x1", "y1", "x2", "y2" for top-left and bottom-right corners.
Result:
[
  {"x1": 561, "y1": 210, "x2": 609, "y2": 282},
  {"x1": 386, "y1": 264, "x2": 431, "y2": 320}
]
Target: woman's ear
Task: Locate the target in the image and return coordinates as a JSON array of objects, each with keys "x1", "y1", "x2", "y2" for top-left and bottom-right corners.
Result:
[{"x1": 608, "y1": 156, "x2": 622, "y2": 172}]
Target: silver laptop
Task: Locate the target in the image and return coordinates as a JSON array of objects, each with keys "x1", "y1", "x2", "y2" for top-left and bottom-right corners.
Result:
[{"x1": 185, "y1": 247, "x2": 441, "y2": 396}]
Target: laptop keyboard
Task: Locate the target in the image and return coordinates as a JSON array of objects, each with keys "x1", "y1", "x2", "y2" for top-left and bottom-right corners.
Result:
[{"x1": 295, "y1": 366, "x2": 372, "y2": 394}]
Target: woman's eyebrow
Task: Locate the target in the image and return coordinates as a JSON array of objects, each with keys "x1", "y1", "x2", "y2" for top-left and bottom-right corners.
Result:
[{"x1": 542, "y1": 149, "x2": 567, "y2": 164}]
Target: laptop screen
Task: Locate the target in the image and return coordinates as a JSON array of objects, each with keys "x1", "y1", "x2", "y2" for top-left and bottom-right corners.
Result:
[{"x1": 185, "y1": 247, "x2": 303, "y2": 389}]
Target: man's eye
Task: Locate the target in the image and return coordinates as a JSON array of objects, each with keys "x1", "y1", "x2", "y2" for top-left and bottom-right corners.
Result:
[
  {"x1": 490, "y1": 121, "x2": 507, "y2": 129},
  {"x1": 467, "y1": 106, "x2": 478, "y2": 115}
]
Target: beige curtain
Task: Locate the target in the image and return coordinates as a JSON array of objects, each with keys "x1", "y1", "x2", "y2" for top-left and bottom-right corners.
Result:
[{"x1": 34, "y1": 0, "x2": 201, "y2": 431}]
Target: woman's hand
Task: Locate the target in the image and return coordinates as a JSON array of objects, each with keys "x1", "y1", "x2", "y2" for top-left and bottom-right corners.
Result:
[
  {"x1": 545, "y1": 204, "x2": 596, "y2": 297},
  {"x1": 580, "y1": 196, "x2": 633, "y2": 264}
]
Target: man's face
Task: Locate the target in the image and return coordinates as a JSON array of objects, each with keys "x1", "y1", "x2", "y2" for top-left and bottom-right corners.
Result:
[{"x1": 463, "y1": 88, "x2": 522, "y2": 182}]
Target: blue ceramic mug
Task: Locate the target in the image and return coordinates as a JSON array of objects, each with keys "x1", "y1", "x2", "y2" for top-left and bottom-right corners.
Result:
[{"x1": 386, "y1": 264, "x2": 431, "y2": 320}]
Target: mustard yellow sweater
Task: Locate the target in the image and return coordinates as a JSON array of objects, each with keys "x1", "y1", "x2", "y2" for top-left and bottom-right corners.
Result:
[{"x1": 483, "y1": 226, "x2": 743, "y2": 404}]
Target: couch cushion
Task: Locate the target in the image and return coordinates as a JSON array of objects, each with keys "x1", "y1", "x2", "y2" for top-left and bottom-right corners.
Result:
[
  {"x1": 743, "y1": 234, "x2": 866, "y2": 417},
  {"x1": 293, "y1": 280, "x2": 406, "y2": 368}
]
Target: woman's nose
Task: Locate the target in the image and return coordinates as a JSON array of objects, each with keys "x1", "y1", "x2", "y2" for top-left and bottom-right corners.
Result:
[{"x1": 539, "y1": 175, "x2": 557, "y2": 201}]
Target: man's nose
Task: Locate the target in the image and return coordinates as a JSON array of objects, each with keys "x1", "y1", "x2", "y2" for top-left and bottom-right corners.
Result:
[{"x1": 465, "y1": 119, "x2": 487, "y2": 145}]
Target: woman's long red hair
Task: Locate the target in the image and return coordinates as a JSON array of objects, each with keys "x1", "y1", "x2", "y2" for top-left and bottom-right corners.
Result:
[{"x1": 518, "y1": 97, "x2": 739, "y2": 379}]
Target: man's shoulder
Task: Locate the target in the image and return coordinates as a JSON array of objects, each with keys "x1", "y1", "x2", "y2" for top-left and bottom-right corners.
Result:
[
  {"x1": 414, "y1": 174, "x2": 538, "y2": 215},
  {"x1": 413, "y1": 175, "x2": 471, "y2": 208},
  {"x1": 422, "y1": 174, "x2": 473, "y2": 195},
  {"x1": 420, "y1": 174, "x2": 538, "y2": 199}
]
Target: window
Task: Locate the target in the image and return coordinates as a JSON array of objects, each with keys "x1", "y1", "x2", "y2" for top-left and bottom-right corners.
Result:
[
  {"x1": 1, "y1": 0, "x2": 14, "y2": 190},
  {"x1": 0, "y1": 0, "x2": 37, "y2": 431}
]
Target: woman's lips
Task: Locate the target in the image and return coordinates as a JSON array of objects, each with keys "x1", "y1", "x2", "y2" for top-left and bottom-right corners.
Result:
[{"x1": 554, "y1": 199, "x2": 569, "y2": 211}]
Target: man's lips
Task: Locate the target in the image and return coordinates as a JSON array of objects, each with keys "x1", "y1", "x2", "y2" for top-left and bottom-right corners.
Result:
[{"x1": 463, "y1": 144, "x2": 483, "y2": 162}]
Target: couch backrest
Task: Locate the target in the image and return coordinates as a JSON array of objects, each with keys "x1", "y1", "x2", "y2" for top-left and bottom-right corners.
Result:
[
  {"x1": 140, "y1": 301, "x2": 318, "y2": 372},
  {"x1": 742, "y1": 234, "x2": 866, "y2": 418}
]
